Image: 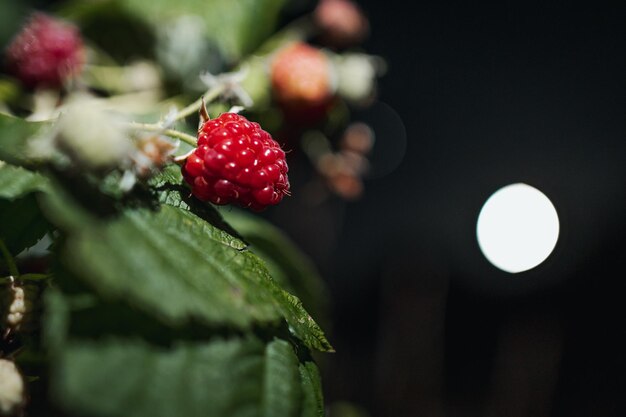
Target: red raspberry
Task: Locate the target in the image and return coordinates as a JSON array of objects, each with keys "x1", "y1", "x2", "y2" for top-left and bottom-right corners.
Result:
[
  {"x1": 182, "y1": 113, "x2": 290, "y2": 211},
  {"x1": 314, "y1": 0, "x2": 369, "y2": 48},
  {"x1": 5, "y1": 13, "x2": 85, "y2": 89},
  {"x1": 270, "y1": 42, "x2": 334, "y2": 124}
]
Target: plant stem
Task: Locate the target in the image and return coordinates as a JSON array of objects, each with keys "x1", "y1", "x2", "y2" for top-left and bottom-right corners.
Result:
[
  {"x1": 0, "y1": 274, "x2": 49, "y2": 283},
  {"x1": 173, "y1": 84, "x2": 226, "y2": 122},
  {"x1": 127, "y1": 122, "x2": 198, "y2": 147},
  {"x1": 127, "y1": 84, "x2": 228, "y2": 147},
  {"x1": 0, "y1": 238, "x2": 19, "y2": 277}
]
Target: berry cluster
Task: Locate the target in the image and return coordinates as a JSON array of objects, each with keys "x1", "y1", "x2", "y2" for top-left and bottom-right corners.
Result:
[
  {"x1": 183, "y1": 113, "x2": 290, "y2": 211},
  {"x1": 5, "y1": 13, "x2": 84, "y2": 89}
]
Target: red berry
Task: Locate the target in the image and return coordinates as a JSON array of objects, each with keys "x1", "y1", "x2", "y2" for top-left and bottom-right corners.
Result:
[
  {"x1": 5, "y1": 13, "x2": 85, "y2": 89},
  {"x1": 271, "y1": 42, "x2": 334, "y2": 124},
  {"x1": 314, "y1": 0, "x2": 369, "y2": 48},
  {"x1": 183, "y1": 113, "x2": 290, "y2": 211}
]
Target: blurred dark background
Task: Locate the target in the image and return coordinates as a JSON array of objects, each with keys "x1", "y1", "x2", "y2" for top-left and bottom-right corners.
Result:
[{"x1": 272, "y1": 1, "x2": 626, "y2": 416}]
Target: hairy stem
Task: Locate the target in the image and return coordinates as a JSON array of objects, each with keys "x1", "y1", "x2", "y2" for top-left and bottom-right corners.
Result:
[
  {"x1": 127, "y1": 84, "x2": 228, "y2": 147},
  {"x1": 174, "y1": 84, "x2": 226, "y2": 122},
  {"x1": 127, "y1": 122, "x2": 198, "y2": 147}
]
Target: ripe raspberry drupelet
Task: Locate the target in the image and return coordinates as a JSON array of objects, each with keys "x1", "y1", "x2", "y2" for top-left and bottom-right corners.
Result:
[
  {"x1": 182, "y1": 113, "x2": 290, "y2": 211},
  {"x1": 5, "y1": 13, "x2": 85, "y2": 89}
]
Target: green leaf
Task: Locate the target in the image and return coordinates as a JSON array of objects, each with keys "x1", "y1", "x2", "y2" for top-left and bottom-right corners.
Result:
[
  {"x1": 129, "y1": 0, "x2": 285, "y2": 61},
  {"x1": 0, "y1": 194, "x2": 50, "y2": 256},
  {"x1": 86, "y1": 0, "x2": 285, "y2": 62},
  {"x1": 41, "y1": 188, "x2": 331, "y2": 351},
  {"x1": 57, "y1": 204, "x2": 282, "y2": 328},
  {"x1": 0, "y1": 113, "x2": 49, "y2": 166},
  {"x1": 0, "y1": 162, "x2": 49, "y2": 200},
  {"x1": 219, "y1": 209, "x2": 329, "y2": 322},
  {"x1": 263, "y1": 339, "x2": 302, "y2": 417},
  {"x1": 151, "y1": 165, "x2": 248, "y2": 246},
  {"x1": 274, "y1": 291, "x2": 333, "y2": 353},
  {"x1": 51, "y1": 336, "x2": 267, "y2": 417},
  {"x1": 0, "y1": 162, "x2": 50, "y2": 256},
  {"x1": 299, "y1": 361, "x2": 325, "y2": 417},
  {"x1": 0, "y1": 77, "x2": 21, "y2": 105},
  {"x1": 49, "y1": 334, "x2": 327, "y2": 417},
  {"x1": 45, "y1": 291, "x2": 321, "y2": 417},
  {"x1": 152, "y1": 169, "x2": 332, "y2": 351}
]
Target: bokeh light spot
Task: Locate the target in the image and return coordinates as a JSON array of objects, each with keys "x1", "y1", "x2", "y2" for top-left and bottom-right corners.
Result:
[{"x1": 476, "y1": 183, "x2": 559, "y2": 273}]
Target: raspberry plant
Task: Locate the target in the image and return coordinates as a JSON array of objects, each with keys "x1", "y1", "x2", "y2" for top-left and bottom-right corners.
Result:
[{"x1": 0, "y1": 0, "x2": 380, "y2": 415}]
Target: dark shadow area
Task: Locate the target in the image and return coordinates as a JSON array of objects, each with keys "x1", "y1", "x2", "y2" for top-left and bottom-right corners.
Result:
[{"x1": 270, "y1": 1, "x2": 626, "y2": 416}]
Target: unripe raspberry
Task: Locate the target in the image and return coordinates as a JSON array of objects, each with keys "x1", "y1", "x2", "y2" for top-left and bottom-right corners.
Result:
[
  {"x1": 0, "y1": 359, "x2": 24, "y2": 415},
  {"x1": 336, "y1": 53, "x2": 380, "y2": 104},
  {"x1": 182, "y1": 113, "x2": 290, "y2": 211},
  {"x1": 314, "y1": 0, "x2": 369, "y2": 48},
  {"x1": 270, "y1": 42, "x2": 334, "y2": 124},
  {"x1": 54, "y1": 96, "x2": 132, "y2": 169},
  {"x1": 5, "y1": 13, "x2": 85, "y2": 89}
]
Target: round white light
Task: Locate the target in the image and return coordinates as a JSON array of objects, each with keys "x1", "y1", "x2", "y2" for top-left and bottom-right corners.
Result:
[{"x1": 476, "y1": 183, "x2": 559, "y2": 273}]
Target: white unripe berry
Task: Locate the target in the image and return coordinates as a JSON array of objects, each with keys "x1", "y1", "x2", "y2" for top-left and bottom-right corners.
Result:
[{"x1": 0, "y1": 359, "x2": 24, "y2": 415}]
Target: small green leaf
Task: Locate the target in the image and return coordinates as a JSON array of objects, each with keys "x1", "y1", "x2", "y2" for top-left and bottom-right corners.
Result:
[
  {"x1": 274, "y1": 290, "x2": 334, "y2": 353},
  {"x1": 0, "y1": 77, "x2": 21, "y2": 104},
  {"x1": 0, "y1": 162, "x2": 49, "y2": 200},
  {"x1": 299, "y1": 361, "x2": 325, "y2": 417},
  {"x1": 0, "y1": 194, "x2": 50, "y2": 256},
  {"x1": 0, "y1": 114, "x2": 50, "y2": 166},
  {"x1": 0, "y1": 162, "x2": 50, "y2": 257},
  {"x1": 263, "y1": 339, "x2": 302, "y2": 417}
]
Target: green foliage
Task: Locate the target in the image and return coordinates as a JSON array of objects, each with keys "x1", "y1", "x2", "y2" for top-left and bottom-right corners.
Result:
[
  {"x1": 0, "y1": 161, "x2": 51, "y2": 267},
  {"x1": 0, "y1": 194, "x2": 49, "y2": 256},
  {"x1": 0, "y1": 113, "x2": 49, "y2": 166},
  {"x1": 0, "y1": 0, "x2": 338, "y2": 413},
  {"x1": 120, "y1": 0, "x2": 287, "y2": 61},
  {"x1": 0, "y1": 162, "x2": 49, "y2": 199},
  {"x1": 0, "y1": 111, "x2": 330, "y2": 417},
  {"x1": 45, "y1": 288, "x2": 324, "y2": 417},
  {"x1": 299, "y1": 361, "x2": 326, "y2": 417},
  {"x1": 62, "y1": 0, "x2": 286, "y2": 63},
  {"x1": 220, "y1": 209, "x2": 330, "y2": 324}
]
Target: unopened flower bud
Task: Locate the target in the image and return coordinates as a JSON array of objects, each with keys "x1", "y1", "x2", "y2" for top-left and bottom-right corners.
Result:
[
  {"x1": 132, "y1": 135, "x2": 178, "y2": 178},
  {"x1": 0, "y1": 359, "x2": 24, "y2": 415}
]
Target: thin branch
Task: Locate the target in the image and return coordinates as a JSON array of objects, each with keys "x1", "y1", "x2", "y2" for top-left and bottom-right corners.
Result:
[
  {"x1": 173, "y1": 84, "x2": 225, "y2": 122},
  {"x1": 127, "y1": 122, "x2": 197, "y2": 147},
  {"x1": 20, "y1": 273, "x2": 50, "y2": 281}
]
